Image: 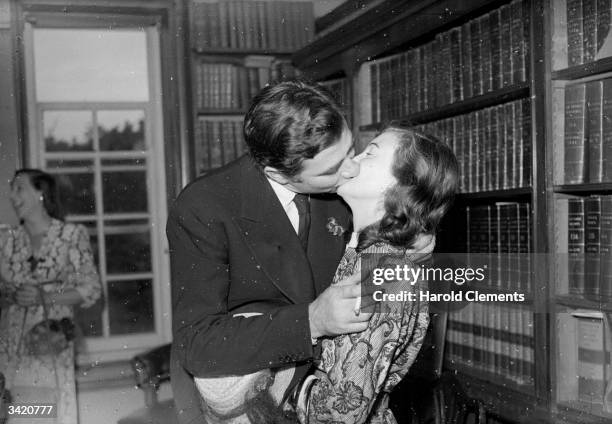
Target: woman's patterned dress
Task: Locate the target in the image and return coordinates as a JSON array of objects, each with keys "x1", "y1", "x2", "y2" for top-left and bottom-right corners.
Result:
[
  {"x1": 0, "y1": 219, "x2": 101, "y2": 424},
  {"x1": 301, "y1": 235, "x2": 430, "y2": 424}
]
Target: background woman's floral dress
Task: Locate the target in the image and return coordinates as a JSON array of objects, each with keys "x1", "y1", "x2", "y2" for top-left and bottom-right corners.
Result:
[
  {"x1": 0, "y1": 219, "x2": 101, "y2": 424},
  {"x1": 301, "y1": 238, "x2": 430, "y2": 424}
]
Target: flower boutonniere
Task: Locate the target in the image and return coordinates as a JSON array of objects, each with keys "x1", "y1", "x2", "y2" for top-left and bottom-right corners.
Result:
[{"x1": 326, "y1": 217, "x2": 346, "y2": 237}]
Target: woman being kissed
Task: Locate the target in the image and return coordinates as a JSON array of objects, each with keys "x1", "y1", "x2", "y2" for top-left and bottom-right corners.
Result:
[{"x1": 196, "y1": 124, "x2": 459, "y2": 424}]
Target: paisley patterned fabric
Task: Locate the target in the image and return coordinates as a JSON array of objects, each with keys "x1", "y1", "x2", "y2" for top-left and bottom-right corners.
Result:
[
  {"x1": 302, "y1": 242, "x2": 429, "y2": 424},
  {"x1": 0, "y1": 219, "x2": 101, "y2": 424}
]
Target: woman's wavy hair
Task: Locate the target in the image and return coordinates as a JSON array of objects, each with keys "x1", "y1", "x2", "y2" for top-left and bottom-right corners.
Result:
[
  {"x1": 13, "y1": 168, "x2": 65, "y2": 221},
  {"x1": 357, "y1": 125, "x2": 459, "y2": 252}
]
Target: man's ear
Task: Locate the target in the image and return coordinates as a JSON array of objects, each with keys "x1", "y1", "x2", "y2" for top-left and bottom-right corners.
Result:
[{"x1": 263, "y1": 166, "x2": 290, "y2": 185}]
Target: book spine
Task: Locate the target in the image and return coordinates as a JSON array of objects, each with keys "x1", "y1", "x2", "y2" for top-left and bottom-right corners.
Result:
[
  {"x1": 490, "y1": 8, "x2": 503, "y2": 91},
  {"x1": 450, "y1": 28, "x2": 463, "y2": 102},
  {"x1": 441, "y1": 32, "x2": 452, "y2": 106},
  {"x1": 564, "y1": 83, "x2": 588, "y2": 184},
  {"x1": 469, "y1": 113, "x2": 478, "y2": 192},
  {"x1": 603, "y1": 79, "x2": 612, "y2": 181},
  {"x1": 406, "y1": 50, "x2": 418, "y2": 114},
  {"x1": 500, "y1": 5, "x2": 513, "y2": 87},
  {"x1": 576, "y1": 316, "x2": 607, "y2": 403},
  {"x1": 513, "y1": 100, "x2": 523, "y2": 188},
  {"x1": 478, "y1": 110, "x2": 487, "y2": 191},
  {"x1": 505, "y1": 102, "x2": 516, "y2": 189},
  {"x1": 510, "y1": 0, "x2": 526, "y2": 84},
  {"x1": 494, "y1": 304, "x2": 503, "y2": 375},
  {"x1": 585, "y1": 196, "x2": 602, "y2": 296},
  {"x1": 371, "y1": 61, "x2": 379, "y2": 123},
  {"x1": 461, "y1": 23, "x2": 473, "y2": 99},
  {"x1": 584, "y1": 0, "x2": 598, "y2": 63},
  {"x1": 587, "y1": 80, "x2": 604, "y2": 182},
  {"x1": 522, "y1": 98, "x2": 532, "y2": 187},
  {"x1": 233, "y1": 119, "x2": 247, "y2": 157},
  {"x1": 499, "y1": 203, "x2": 511, "y2": 289},
  {"x1": 491, "y1": 203, "x2": 501, "y2": 289},
  {"x1": 480, "y1": 14, "x2": 493, "y2": 94},
  {"x1": 568, "y1": 197, "x2": 586, "y2": 295},
  {"x1": 210, "y1": 119, "x2": 223, "y2": 168},
  {"x1": 508, "y1": 203, "x2": 520, "y2": 290},
  {"x1": 209, "y1": 1, "x2": 221, "y2": 49},
  {"x1": 597, "y1": 0, "x2": 612, "y2": 59},
  {"x1": 509, "y1": 305, "x2": 520, "y2": 382},
  {"x1": 568, "y1": 0, "x2": 585, "y2": 66},
  {"x1": 490, "y1": 107, "x2": 500, "y2": 190},
  {"x1": 470, "y1": 18, "x2": 483, "y2": 97},
  {"x1": 600, "y1": 196, "x2": 612, "y2": 299},
  {"x1": 518, "y1": 203, "x2": 531, "y2": 292},
  {"x1": 456, "y1": 115, "x2": 466, "y2": 192},
  {"x1": 523, "y1": 307, "x2": 535, "y2": 385},
  {"x1": 522, "y1": 0, "x2": 531, "y2": 82}
]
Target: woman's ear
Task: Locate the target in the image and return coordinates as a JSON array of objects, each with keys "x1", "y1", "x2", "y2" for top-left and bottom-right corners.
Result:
[{"x1": 263, "y1": 166, "x2": 290, "y2": 185}]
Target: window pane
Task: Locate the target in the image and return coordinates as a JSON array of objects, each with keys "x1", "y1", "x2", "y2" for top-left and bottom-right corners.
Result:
[
  {"x1": 108, "y1": 279, "x2": 154, "y2": 335},
  {"x1": 98, "y1": 110, "x2": 146, "y2": 151},
  {"x1": 43, "y1": 111, "x2": 93, "y2": 152},
  {"x1": 33, "y1": 28, "x2": 149, "y2": 102},
  {"x1": 104, "y1": 220, "x2": 151, "y2": 274},
  {"x1": 53, "y1": 172, "x2": 96, "y2": 215},
  {"x1": 74, "y1": 221, "x2": 103, "y2": 338},
  {"x1": 102, "y1": 170, "x2": 148, "y2": 213}
]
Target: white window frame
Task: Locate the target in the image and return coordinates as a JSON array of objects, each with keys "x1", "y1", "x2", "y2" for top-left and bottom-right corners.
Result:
[{"x1": 23, "y1": 18, "x2": 172, "y2": 364}]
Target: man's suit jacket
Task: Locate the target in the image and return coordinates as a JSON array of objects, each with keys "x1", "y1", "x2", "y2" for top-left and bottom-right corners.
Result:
[{"x1": 166, "y1": 155, "x2": 351, "y2": 423}]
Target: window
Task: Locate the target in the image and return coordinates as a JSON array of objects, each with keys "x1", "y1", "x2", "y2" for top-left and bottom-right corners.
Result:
[{"x1": 24, "y1": 19, "x2": 171, "y2": 363}]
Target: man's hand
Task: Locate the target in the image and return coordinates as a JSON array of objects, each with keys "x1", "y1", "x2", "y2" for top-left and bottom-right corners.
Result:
[
  {"x1": 409, "y1": 234, "x2": 435, "y2": 254},
  {"x1": 308, "y1": 274, "x2": 374, "y2": 339}
]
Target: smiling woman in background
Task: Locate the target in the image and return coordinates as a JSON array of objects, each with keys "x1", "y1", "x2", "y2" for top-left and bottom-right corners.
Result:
[{"x1": 0, "y1": 169, "x2": 101, "y2": 424}]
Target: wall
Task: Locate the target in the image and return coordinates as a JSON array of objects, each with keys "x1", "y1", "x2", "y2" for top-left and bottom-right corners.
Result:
[{"x1": 0, "y1": 1, "x2": 20, "y2": 226}]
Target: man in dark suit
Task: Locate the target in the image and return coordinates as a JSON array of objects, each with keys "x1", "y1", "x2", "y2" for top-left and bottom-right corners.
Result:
[{"x1": 167, "y1": 80, "x2": 371, "y2": 423}]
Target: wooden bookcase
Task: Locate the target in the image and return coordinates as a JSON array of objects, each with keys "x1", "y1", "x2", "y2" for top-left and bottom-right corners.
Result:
[
  {"x1": 185, "y1": 0, "x2": 314, "y2": 178},
  {"x1": 293, "y1": 0, "x2": 610, "y2": 422}
]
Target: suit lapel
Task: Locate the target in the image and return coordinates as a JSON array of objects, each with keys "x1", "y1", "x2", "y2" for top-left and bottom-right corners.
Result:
[{"x1": 234, "y1": 159, "x2": 315, "y2": 304}]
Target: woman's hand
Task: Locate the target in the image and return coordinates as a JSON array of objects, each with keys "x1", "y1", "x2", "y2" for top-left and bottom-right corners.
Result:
[{"x1": 14, "y1": 284, "x2": 42, "y2": 306}]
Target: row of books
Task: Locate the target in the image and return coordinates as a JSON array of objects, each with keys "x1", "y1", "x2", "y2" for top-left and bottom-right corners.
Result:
[
  {"x1": 368, "y1": 0, "x2": 529, "y2": 123},
  {"x1": 194, "y1": 118, "x2": 246, "y2": 174},
  {"x1": 567, "y1": 0, "x2": 612, "y2": 67},
  {"x1": 446, "y1": 302, "x2": 535, "y2": 386},
  {"x1": 194, "y1": 58, "x2": 297, "y2": 111},
  {"x1": 415, "y1": 99, "x2": 532, "y2": 193},
  {"x1": 557, "y1": 195, "x2": 612, "y2": 299},
  {"x1": 563, "y1": 79, "x2": 612, "y2": 184},
  {"x1": 319, "y1": 78, "x2": 353, "y2": 126},
  {"x1": 465, "y1": 203, "x2": 532, "y2": 292},
  {"x1": 191, "y1": 0, "x2": 314, "y2": 52}
]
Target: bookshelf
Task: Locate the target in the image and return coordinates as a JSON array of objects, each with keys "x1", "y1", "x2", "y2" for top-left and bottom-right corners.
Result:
[
  {"x1": 293, "y1": 0, "x2": 611, "y2": 422},
  {"x1": 186, "y1": 0, "x2": 314, "y2": 177}
]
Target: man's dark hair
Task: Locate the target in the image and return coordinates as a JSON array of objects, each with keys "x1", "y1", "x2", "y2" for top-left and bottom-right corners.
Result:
[{"x1": 243, "y1": 79, "x2": 348, "y2": 177}]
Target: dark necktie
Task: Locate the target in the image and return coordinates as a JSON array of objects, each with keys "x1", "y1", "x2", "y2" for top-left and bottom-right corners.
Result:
[{"x1": 293, "y1": 194, "x2": 311, "y2": 251}]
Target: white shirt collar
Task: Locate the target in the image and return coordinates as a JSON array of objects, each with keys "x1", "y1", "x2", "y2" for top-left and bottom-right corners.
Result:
[
  {"x1": 348, "y1": 232, "x2": 359, "y2": 248},
  {"x1": 267, "y1": 177, "x2": 297, "y2": 211}
]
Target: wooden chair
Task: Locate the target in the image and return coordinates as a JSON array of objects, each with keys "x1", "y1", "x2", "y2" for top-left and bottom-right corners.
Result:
[{"x1": 117, "y1": 343, "x2": 178, "y2": 424}]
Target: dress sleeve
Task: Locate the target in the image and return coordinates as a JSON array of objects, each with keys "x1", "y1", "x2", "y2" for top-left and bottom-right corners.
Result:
[{"x1": 66, "y1": 224, "x2": 101, "y2": 308}]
